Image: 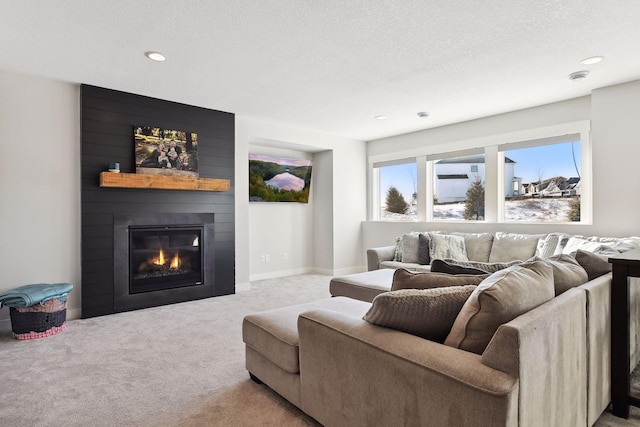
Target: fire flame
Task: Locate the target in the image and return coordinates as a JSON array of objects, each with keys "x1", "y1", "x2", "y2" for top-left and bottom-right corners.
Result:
[
  {"x1": 153, "y1": 249, "x2": 166, "y2": 265},
  {"x1": 150, "y1": 249, "x2": 181, "y2": 269},
  {"x1": 170, "y1": 253, "x2": 181, "y2": 269}
]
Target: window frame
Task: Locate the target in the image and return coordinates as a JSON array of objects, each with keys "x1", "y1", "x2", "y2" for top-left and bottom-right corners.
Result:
[{"x1": 368, "y1": 121, "x2": 591, "y2": 224}]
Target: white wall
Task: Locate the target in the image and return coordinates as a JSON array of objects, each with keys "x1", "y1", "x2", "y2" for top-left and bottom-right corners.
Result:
[
  {"x1": 235, "y1": 117, "x2": 367, "y2": 284},
  {"x1": 363, "y1": 89, "x2": 640, "y2": 250},
  {"x1": 0, "y1": 71, "x2": 81, "y2": 326},
  {"x1": 247, "y1": 146, "x2": 315, "y2": 280},
  {"x1": 591, "y1": 79, "x2": 640, "y2": 237}
]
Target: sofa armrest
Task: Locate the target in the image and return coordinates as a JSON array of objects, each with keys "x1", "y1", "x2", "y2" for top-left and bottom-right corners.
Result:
[
  {"x1": 481, "y1": 287, "x2": 587, "y2": 427},
  {"x1": 297, "y1": 309, "x2": 517, "y2": 427},
  {"x1": 366, "y1": 245, "x2": 396, "y2": 271}
]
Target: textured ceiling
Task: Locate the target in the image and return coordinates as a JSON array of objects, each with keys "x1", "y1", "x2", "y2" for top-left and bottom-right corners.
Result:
[{"x1": 2, "y1": 0, "x2": 640, "y2": 141}]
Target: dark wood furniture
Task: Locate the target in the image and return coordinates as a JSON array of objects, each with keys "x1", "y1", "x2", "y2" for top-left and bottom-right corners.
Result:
[{"x1": 609, "y1": 248, "x2": 640, "y2": 418}]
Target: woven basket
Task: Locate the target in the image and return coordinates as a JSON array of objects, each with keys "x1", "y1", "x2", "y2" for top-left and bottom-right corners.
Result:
[{"x1": 9, "y1": 298, "x2": 67, "y2": 340}]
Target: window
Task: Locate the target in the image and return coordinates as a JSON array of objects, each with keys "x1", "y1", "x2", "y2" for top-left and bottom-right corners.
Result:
[
  {"x1": 432, "y1": 154, "x2": 485, "y2": 221},
  {"x1": 500, "y1": 135, "x2": 582, "y2": 223},
  {"x1": 374, "y1": 159, "x2": 417, "y2": 221},
  {"x1": 369, "y1": 122, "x2": 590, "y2": 224}
]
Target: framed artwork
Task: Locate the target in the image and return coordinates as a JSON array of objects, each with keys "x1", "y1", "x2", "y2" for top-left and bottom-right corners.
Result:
[
  {"x1": 134, "y1": 126, "x2": 199, "y2": 177},
  {"x1": 249, "y1": 154, "x2": 313, "y2": 203}
]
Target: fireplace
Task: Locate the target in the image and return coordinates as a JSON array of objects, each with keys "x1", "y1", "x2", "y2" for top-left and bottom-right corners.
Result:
[
  {"x1": 129, "y1": 226, "x2": 203, "y2": 294},
  {"x1": 113, "y1": 213, "x2": 215, "y2": 312}
]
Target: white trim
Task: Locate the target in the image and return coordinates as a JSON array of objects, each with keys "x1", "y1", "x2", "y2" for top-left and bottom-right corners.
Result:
[{"x1": 235, "y1": 282, "x2": 251, "y2": 292}]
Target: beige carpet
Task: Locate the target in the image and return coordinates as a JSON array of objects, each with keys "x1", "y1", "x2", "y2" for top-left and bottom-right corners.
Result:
[{"x1": 0, "y1": 274, "x2": 638, "y2": 426}]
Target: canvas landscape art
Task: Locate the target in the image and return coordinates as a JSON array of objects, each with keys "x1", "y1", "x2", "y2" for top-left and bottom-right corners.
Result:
[
  {"x1": 134, "y1": 126, "x2": 199, "y2": 177},
  {"x1": 249, "y1": 154, "x2": 313, "y2": 203}
]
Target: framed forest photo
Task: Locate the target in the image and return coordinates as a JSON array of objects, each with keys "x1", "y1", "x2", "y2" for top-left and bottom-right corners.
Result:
[
  {"x1": 249, "y1": 154, "x2": 313, "y2": 203},
  {"x1": 134, "y1": 126, "x2": 199, "y2": 177}
]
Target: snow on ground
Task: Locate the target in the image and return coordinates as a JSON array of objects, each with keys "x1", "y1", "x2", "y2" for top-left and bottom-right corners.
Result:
[{"x1": 381, "y1": 198, "x2": 574, "y2": 222}]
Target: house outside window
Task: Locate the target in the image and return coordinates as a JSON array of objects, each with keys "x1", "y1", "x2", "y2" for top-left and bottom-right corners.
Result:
[
  {"x1": 432, "y1": 154, "x2": 486, "y2": 221},
  {"x1": 500, "y1": 135, "x2": 582, "y2": 222}
]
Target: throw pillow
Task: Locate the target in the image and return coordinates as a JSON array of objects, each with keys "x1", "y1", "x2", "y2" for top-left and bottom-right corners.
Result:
[
  {"x1": 393, "y1": 236, "x2": 402, "y2": 261},
  {"x1": 391, "y1": 268, "x2": 488, "y2": 291},
  {"x1": 575, "y1": 249, "x2": 613, "y2": 280},
  {"x1": 531, "y1": 255, "x2": 588, "y2": 295},
  {"x1": 430, "y1": 259, "x2": 490, "y2": 275},
  {"x1": 488, "y1": 232, "x2": 542, "y2": 262},
  {"x1": 363, "y1": 285, "x2": 477, "y2": 342},
  {"x1": 562, "y1": 236, "x2": 604, "y2": 255},
  {"x1": 418, "y1": 233, "x2": 431, "y2": 265},
  {"x1": 429, "y1": 233, "x2": 468, "y2": 262},
  {"x1": 444, "y1": 260, "x2": 555, "y2": 355},
  {"x1": 401, "y1": 233, "x2": 421, "y2": 264},
  {"x1": 451, "y1": 232, "x2": 494, "y2": 262},
  {"x1": 440, "y1": 258, "x2": 523, "y2": 273},
  {"x1": 535, "y1": 233, "x2": 570, "y2": 259}
]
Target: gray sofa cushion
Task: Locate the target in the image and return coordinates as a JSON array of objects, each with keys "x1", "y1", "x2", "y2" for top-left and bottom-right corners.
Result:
[
  {"x1": 451, "y1": 232, "x2": 494, "y2": 262},
  {"x1": 363, "y1": 286, "x2": 477, "y2": 342},
  {"x1": 444, "y1": 260, "x2": 555, "y2": 354},
  {"x1": 391, "y1": 268, "x2": 487, "y2": 291},
  {"x1": 489, "y1": 232, "x2": 543, "y2": 262}
]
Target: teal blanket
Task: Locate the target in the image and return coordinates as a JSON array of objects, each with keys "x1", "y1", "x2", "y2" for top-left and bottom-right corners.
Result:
[{"x1": 0, "y1": 283, "x2": 73, "y2": 308}]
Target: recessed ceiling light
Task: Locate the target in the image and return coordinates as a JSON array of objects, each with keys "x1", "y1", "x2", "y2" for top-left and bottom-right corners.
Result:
[
  {"x1": 375, "y1": 115, "x2": 387, "y2": 120},
  {"x1": 145, "y1": 51, "x2": 166, "y2": 62},
  {"x1": 417, "y1": 112, "x2": 429, "y2": 118},
  {"x1": 580, "y1": 56, "x2": 604, "y2": 65},
  {"x1": 568, "y1": 70, "x2": 590, "y2": 82}
]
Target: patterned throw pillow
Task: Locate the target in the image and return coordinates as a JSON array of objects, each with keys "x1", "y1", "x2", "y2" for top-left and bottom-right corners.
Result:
[
  {"x1": 363, "y1": 285, "x2": 477, "y2": 342},
  {"x1": 391, "y1": 268, "x2": 487, "y2": 291},
  {"x1": 444, "y1": 260, "x2": 555, "y2": 355},
  {"x1": 429, "y1": 233, "x2": 468, "y2": 262}
]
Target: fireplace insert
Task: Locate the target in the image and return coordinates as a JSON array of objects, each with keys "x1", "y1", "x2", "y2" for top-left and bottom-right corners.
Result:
[
  {"x1": 113, "y1": 213, "x2": 216, "y2": 312},
  {"x1": 129, "y1": 226, "x2": 203, "y2": 294}
]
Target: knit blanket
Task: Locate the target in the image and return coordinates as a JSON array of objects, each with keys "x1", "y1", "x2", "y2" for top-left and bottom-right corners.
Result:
[{"x1": 0, "y1": 283, "x2": 73, "y2": 308}]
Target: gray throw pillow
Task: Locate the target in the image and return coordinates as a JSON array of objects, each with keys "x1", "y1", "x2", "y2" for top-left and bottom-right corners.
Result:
[
  {"x1": 430, "y1": 259, "x2": 490, "y2": 275},
  {"x1": 418, "y1": 234, "x2": 431, "y2": 265},
  {"x1": 531, "y1": 255, "x2": 588, "y2": 295},
  {"x1": 391, "y1": 268, "x2": 488, "y2": 291},
  {"x1": 444, "y1": 260, "x2": 555, "y2": 355},
  {"x1": 363, "y1": 286, "x2": 477, "y2": 342},
  {"x1": 401, "y1": 233, "x2": 421, "y2": 264},
  {"x1": 575, "y1": 249, "x2": 612, "y2": 280}
]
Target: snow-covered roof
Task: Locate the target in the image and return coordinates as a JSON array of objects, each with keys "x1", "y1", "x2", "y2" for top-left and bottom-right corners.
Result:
[{"x1": 436, "y1": 154, "x2": 515, "y2": 164}]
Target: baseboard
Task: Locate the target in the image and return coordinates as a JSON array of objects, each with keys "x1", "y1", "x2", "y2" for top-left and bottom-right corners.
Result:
[
  {"x1": 312, "y1": 266, "x2": 367, "y2": 276},
  {"x1": 236, "y1": 282, "x2": 251, "y2": 292},
  {"x1": 250, "y1": 267, "x2": 314, "y2": 282}
]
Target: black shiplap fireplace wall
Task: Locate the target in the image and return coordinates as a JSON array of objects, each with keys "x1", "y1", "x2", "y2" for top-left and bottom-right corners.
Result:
[{"x1": 81, "y1": 85, "x2": 235, "y2": 318}]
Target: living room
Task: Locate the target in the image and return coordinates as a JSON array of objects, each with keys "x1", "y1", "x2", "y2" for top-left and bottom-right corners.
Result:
[{"x1": 2, "y1": 2, "x2": 640, "y2": 426}]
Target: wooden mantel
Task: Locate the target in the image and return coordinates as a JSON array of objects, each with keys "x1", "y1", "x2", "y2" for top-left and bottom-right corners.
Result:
[{"x1": 99, "y1": 172, "x2": 230, "y2": 192}]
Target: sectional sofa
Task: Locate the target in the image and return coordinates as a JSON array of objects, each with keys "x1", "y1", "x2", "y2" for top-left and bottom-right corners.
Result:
[{"x1": 243, "y1": 231, "x2": 640, "y2": 426}]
